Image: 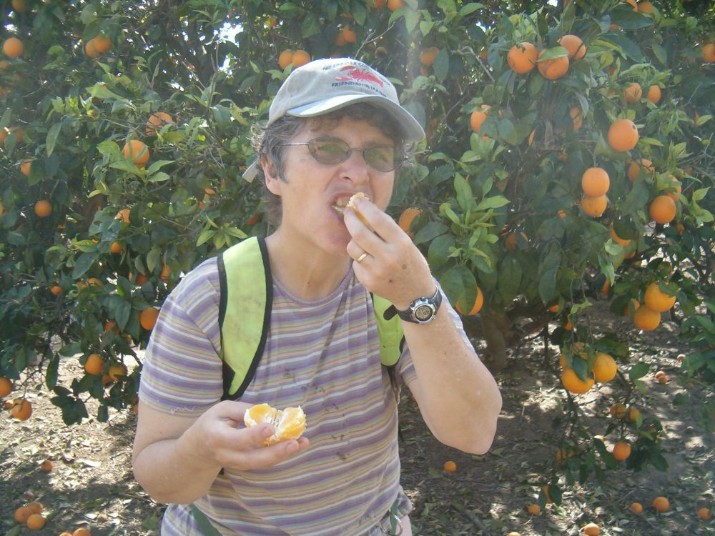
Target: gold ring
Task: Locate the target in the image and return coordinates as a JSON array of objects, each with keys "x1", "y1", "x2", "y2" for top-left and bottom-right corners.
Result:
[{"x1": 356, "y1": 252, "x2": 368, "y2": 263}]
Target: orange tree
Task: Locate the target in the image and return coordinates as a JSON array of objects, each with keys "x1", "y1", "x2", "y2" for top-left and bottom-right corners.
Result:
[{"x1": 0, "y1": 0, "x2": 713, "y2": 494}]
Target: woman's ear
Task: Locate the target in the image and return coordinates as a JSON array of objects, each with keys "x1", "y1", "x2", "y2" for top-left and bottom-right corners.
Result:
[{"x1": 262, "y1": 156, "x2": 282, "y2": 196}]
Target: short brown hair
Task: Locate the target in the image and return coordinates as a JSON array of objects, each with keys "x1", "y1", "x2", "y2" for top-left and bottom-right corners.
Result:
[{"x1": 251, "y1": 103, "x2": 409, "y2": 227}]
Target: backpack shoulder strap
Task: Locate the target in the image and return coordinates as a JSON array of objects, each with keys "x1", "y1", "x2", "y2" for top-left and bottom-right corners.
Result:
[
  {"x1": 371, "y1": 294, "x2": 404, "y2": 367},
  {"x1": 217, "y1": 236, "x2": 272, "y2": 400}
]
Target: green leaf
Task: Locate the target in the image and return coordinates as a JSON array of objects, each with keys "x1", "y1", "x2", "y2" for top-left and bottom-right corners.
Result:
[
  {"x1": 72, "y1": 252, "x2": 98, "y2": 279},
  {"x1": 629, "y1": 361, "x2": 650, "y2": 381},
  {"x1": 440, "y1": 263, "x2": 477, "y2": 311},
  {"x1": 46, "y1": 122, "x2": 62, "y2": 157}
]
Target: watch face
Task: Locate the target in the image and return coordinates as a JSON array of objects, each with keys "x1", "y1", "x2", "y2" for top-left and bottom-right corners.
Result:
[{"x1": 414, "y1": 303, "x2": 434, "y2": 322}]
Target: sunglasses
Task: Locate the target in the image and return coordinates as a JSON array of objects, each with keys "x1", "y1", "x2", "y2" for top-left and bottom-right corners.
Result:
[{"x1": 278, "y1": 137, "x2": 406, "y2": 173}]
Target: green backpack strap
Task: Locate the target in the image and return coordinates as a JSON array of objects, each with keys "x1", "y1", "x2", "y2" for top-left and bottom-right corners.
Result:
[
  {"x1": 217, "y1": 236, "x2": 272, "y2": 400},
  {"x1": 372, "y1": 294, "x2": 403, "y2": 367}
]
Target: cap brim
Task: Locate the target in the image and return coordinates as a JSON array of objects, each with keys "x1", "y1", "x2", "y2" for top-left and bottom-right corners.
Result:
[{"x1": 288, "y1": 94, "x2": 425, "y2": 143}]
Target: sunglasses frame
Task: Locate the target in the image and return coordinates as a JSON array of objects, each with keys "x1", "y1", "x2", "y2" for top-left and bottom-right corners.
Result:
[{"x1": 278, "y1": 137, "x2": 407, "y2": 173}]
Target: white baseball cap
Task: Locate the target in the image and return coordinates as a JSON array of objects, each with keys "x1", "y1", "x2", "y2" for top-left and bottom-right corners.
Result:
[{"x1": 243, "y1": 57, "x2": 424, "y2": 181}]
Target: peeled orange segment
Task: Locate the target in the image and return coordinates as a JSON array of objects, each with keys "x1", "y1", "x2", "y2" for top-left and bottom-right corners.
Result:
[
  {"x1": 346, "y1": 192, "x2": 373, "y2": 228},
  {"x1": 244, "y1": 403, "x2": 306, "y2": 446}
]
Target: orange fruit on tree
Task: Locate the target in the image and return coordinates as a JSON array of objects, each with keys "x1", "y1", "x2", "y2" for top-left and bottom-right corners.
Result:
[
  {"x1": 26, "y1": 513, "x2": 46, "y2": 530},
  {"x1": 702, "y1": 43, "x2": 715, "y2": 63},
  {"x1": 0, "y1": 376, "x2": 13, "y2": 397},
  {"x1": 11, "y1": 0, "x2": 27, "y2": 12},
  {"x1": 27, "y1": 501, "x2": 44, "y2": 514},
  {"x1": 443, "y1": 460, "x2": 457, "y2": 473},
  {"x1": 85, "y1": 353, "x2": 105, "y2": 376},
  {"x1": 110, "y1": 241, "x2": 123, "y2": 254},
  {"x1": 122, "y1": 140, "x2": 150, "y2": 168},
  {"x1": 609, "y1": 224, "x2": 630, "y2": 247},
  {"x1": 592, "y1": 352, "x2": 617, "y2": 382},
  {"x1": 697, "y1": 507, "x2": 712, "y2": 520},
  {"x1": 646, "y1": 84, "x2": 661, "y2": 104},
  {"x1": 626, "y1": 158, "x2": 653, "y2": 181},
  {"x1": 398, "y1": 206, "x2": 422, "y2": 236},
  {"x1": 558, "y1": 34, "x2": 586, "y2": 60},
  {"x1": 11, "y1": 398, "x2": 32, "y2": 420},
  {"x1": 419, "y1": 46, "x2": 440, "y2": 66},
  {"x1": 469, "y1": 104, "x2": 490, "y2": 133},
  {"x1": 633, "y1": 305, "x2": 661, "y2": 331},
  {"x1": 561, "y1": 368, "x2": 595, "y2": 394},
  {"x1": 140, "y1": 306, "x2": 160, "y2": 330},
  {"x1": 92, "y1": 35, "x2": 112, "y2": 54},
  {"x1": 644, "y1": 282, "x2": 676, "y2": 312},
  {"x1": 244, "y1": 403, "x2": 307, "y2": 446},
  {"x1": 628, "y1": 406, "x2": 641, "y2": 422},
  {"x1": 580, "y1": 194, "x2": 608, "y2": 218},
  {"x1": 84, "y1": 39, "x2": 101, "y2": 59},
  {"x1": 34, "y1": 199, "x2": 52, "y2": 218},
  {"x1": 14, "y1": 505, "x2": 32, "y2": 524},
  {"x1": 146, "y1": 111, "x2": 174, "y2": 136},
  {"x1": 612, "y1": 440, "x2": 632, "y2": 461},
  {"x1": 582, "y1": 522, "x2": 600, "y2": 536},
  {"x1": 455, "y1": 286, "x2": 484, "y2": 316},
  {"x1": 638, "y1": 1, "x2": 655, "y2": 13},
  {"x1": 50, "y1": 285, "x2": 63, "y2": 295},
  {"x1": 537, "y1": 49, "x2": 569, "y2": 80},
  {"x1": 20, "y1": 159, "x2": 32, "y2": 176},
  {"x1": 291, "y1": 49, "x2": 311, "y2": 68},
  {"x1": 649, "y1": 195, "x2": 676, "y2": 224},
  {"x1": 610, "y1": 403, "x2": 628, "y2": 419},
  {"x1": 387, "y1": 0, "x2": 404, "y2": 11},
  {"x1": 507, "y1": 42, "x2": 538, "y2": 74},
  {"x1": 278, "y1": 49, "x2": 294, "y2": 69},
  {"x1": 581, "y1": 167, "x2": 610, "y2": 197},
  {"x1": 526, "y1": 503, "x2": 541, "y2": 515},
  {"x1": 652, "y1": 496, "x2": 670, "y2": 512},
  {"x1": 73, "y1": 528, "x2": 91, "y2": 536},
  {"x1": 608, "y1": 118, "x2": 639, "y2": 152},
  {"x1": 623, "y1": 82, "x2": 642, "y2": 103},
  {"x1": 630, "y1": 501, "x2": 644, "y2": 514},
  {"x1": 3, "y1": 37, "x2": 24, "y2": 58}
]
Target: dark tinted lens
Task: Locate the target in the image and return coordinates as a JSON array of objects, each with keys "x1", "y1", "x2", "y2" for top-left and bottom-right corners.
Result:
[
  {"x1": 364, "y1": 146, "x2": 400, "y2": 172},
  {"x1": 308, "y1": 139, "x2": 351, "y2": 165}
]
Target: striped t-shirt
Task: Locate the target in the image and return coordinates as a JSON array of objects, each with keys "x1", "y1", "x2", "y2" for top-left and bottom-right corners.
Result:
[{"x1": 138, "y1": 256, "x2": 423, "y2": 535}]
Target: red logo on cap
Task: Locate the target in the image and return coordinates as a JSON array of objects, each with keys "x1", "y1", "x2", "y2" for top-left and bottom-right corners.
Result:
[{"x1": 335, "y1": 65, "x2": 384, "y2": 87}]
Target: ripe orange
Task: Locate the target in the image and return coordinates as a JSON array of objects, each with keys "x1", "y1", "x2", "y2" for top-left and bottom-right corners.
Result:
[
  {"x1": 608, "y1": 118, "x2": 639, "y2": 152},
  {"x1": 646, "y1": 84, "x2": 662, "y2": 104},
  {"x1": 455, "y1": 286, "x2": 484, "y2": 316},
  {"x1": 612, "y1": 440, "x2": 632, "y2": 461},
  {"x1": 633, "y1": 305, "x2": 661, "y2": 331},
  {"x1": 93, "y1": 35, "x2": 112, "y2": 53},
  {"x1": 702, "y1": 43, "x2": 715, "y2": 63},
  {"x1": 387, "y1": 0, "x2": 404, "y2": 11},
  {"x1": 398, "y1": 207, "x2": 422, "y2": 236},
  {"x1": 291, "y1": 49, "x2": 311, "y2": 68},
  {"x1": 630, "y1": 501, "x2": 644, "y2": 514},
  {"x1": 609, "y1": 224, "x2": 631, "y2": 247},
  {"x1": 628, "y1": 406, "x2": 641, "y2": 422},
  {"x1": 537, "y1": 49, "x2": 569, "y2": 80},
  {"x1": 638, "y1": 1, "x2": 655, "y2": 13},
  {"x1": 84, "y1": 40, "x2": 101, "y2": 59},
  {"x1": 526, "y1": 503, "x2": 541, "y2": 515},
  {"x1": 419, "y1": 46, "x2": 440, "y2": 66},
  {"x1": 652, "y1": 496, "x2": 670, "y2": 513},
  {"x1": 610, "y1": 403, "x2": 628, "y2": 419},
  {"x1": 592, "y1": 352, "x2": 618, "y2": 382},
  {"x1": 3, "y1": 37, "x2": 24, "y2": 58},
  {"x1": 11, "y1": 0, "x2": 27, "y2": 12},
  {"x1": 34, "y1": 200, "x2": 53, "y2": 218},
  {"x1": 115, "y1": 208, "x2": 131, "y2": 223},
  {"x1": 649, "y1": 195, "x2": 676, "y2": 224},
  {"x1": 278, "y1": 49, "x2": 294, "y2": 69},
  {"x1": 244, "y1": 403, "x2": 307, "y2": 446},
  {"x1": 10, "y1": 398, "x2": 32, "y2": 420},
  {"x1": 626, "y1": 158, "x2": 653, "y2": 181},
  {"x1": 27, "y1": 501, "x2": 44, "y2": 514},
  {"x1": 26, "y1": 513, "x2": 46, "y2": 530},
  {"x1": 110, "y1": 241, "x2": 123, "y2": 254},
  {"x1": 558, "y1": 34, "x2": 586, "y2": 60},
  {"x1": 697, "y1": 507, "x2": 712, "y2": 520},
  {"x1": 50, "y1": 285, "x2": 63, "y2": 296},
  {"x1": 146, "y1": 111, "x2": 174, "y2": 136},
  {"x1": 582, "y1": 522, "x2": 600, "y2": 536},
  {"x1": 443, "y1": 460, "x2": 457, "y2": 473},
  {"x1": 507, "y1": 42, "x2": 538, "y2": 74},
  {"x1": 140, "y1": 307, "x2": 160, "y2": 330},
  {"x1": 14, "y1": 505, "x2": 32, "y2": 524},
  {"x1": 580, "y1": 194, "x2": 608, "y2": 218},
  {"x1": 623, "y1": 82, "x2": 642, "y2": 103},
  {"x1": 561, "y1": 368, "x2": 595, "y2": 394},
  {"x1": 581, "y1": 167, "x2": 610, "y2": 197},
  {"x1": 85, "y1": 353, "x2": 105, "y2": 376},
  {"x1": 0, "y1": 376, "x2": 13, "y2": 397},
  {"x1": 73, "y1": 528, "x2": 92, "y2": 536},
  {"x1": 469, "y1": 105, "x2": 490, "y2": 133},
  {"x1": 122, "y1": 140, "x2": 150, "y2": 168},
  {"x1": 20, "y1": 159, "x2": 32, "y2": 176},
  {"x1": 644, "y1": 282, "x2": 676, "y2": 312}
]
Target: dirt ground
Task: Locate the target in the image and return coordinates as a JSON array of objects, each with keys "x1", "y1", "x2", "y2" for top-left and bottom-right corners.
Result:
[{"x1": 1, "y1": 300, "x2": 713, "y2": 536}]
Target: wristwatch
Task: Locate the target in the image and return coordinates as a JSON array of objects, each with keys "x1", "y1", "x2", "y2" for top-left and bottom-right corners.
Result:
[{"x1": 394, "y1": 288, "x2": 442, "y2": 324}]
